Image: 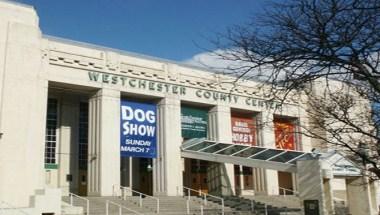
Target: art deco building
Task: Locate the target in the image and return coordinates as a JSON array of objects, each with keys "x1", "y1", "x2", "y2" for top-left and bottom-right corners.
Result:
[{"x1": 0, "y1": 1, "x2": 377, "y2": 215}]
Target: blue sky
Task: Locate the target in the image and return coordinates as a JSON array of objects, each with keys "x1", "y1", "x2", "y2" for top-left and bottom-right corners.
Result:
[{"x1": 18, "y1": 0, "x2": 268, "y2": 61}]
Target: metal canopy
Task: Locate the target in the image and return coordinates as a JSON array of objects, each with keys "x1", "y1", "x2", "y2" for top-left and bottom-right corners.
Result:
[
  {"x1": 181, "y1": 138, "x2": 315, "y2": 173},
  {"x1": 320, "y1": 151, "x2": 362, "y2": 177}
]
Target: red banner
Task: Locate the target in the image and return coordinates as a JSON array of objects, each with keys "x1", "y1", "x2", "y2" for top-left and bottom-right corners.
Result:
[
  {"x1": 231, "y1": 116, "x2": 256, "y2": 146},
  {"x1": 274, "y1": 120, "x2": 295, "y2": 150}
]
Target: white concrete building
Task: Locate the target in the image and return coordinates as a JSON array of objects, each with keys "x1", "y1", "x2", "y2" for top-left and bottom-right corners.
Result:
[{"x1": 0, "y1": 1, "x2": 378, "y2": 215}]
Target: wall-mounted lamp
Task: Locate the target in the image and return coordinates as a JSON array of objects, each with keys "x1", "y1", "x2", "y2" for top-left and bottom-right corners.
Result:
[{"x1": 147, "y1": 164, "x2": 153, "y2": 172}]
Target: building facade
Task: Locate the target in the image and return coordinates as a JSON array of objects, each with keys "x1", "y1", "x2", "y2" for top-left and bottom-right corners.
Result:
[{"x1": 0, "y1": 1, "x2": 378, "y2": 215}]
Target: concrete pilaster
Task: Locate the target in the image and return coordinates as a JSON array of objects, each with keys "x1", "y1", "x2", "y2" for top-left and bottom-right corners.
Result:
[
  {"x1": 261, "y1": 113, "x2": 279, "y2": 195},
  {"x1": 297, "y1": 160, "x2": 327, "y2": 215},
  {"x1": 0, "y1": 2, "x2": 46, "y2": 207},
  {"x1": 369, "y1": 181, "x2": 379, "y2": 213},
  {"x1": 252, "y1": 168, "x2": 266, "y2": 194},
  {"x1": 208, "y1": 105, "x2": 235, "y2": 196},
  {"x1": 346, "y1": 177, "x2": 377, "y2": 215},
  {"x1": 323, "y1": 178, "x2": 334, "y2": 215},
  {"x1": 88, "y1": 88, "x2": 120, "y2": 196},
  {"x1": 154, "y1": 96, "x2": 182, "y2": 196},
  {"x1": 58, "y1": 97, "x2": 79, "y2": 195}
]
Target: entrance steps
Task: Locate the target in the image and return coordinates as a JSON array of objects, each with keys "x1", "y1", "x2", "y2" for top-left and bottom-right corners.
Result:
[
  {"x1": 157, "y1": 196, "x2": 226, "y2": 214},
  {"x1": 198, "y1": 195, "x2": 302, "y2": 215},
  {"x1": 62, "y1": 196, "x2": 149, "y2": 215},
  {"x1": 243, "y1": 195, "x2": 301, "y2": 209},
  {"x1": 62, "y1": 196, "x2": 234, "y2": 215},
  {"x1": 62, "y1": 195, "x2": 302, "y2": 215},
  {"x1": 61, "y1": 201, "x2": 84, "y2": 215}
]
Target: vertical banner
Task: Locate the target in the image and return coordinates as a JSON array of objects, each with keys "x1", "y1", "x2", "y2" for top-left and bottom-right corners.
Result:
[
  {"x1": 231, "y1": 115, "x2": 256, "y2": 146},
  {"x1": 181, "y1": 106, "x2": 208, "y2": 138},
  {"x1": 274, "y1": 120, "x2": 295, "y2": 150},
  {"x1": 120, "y1": 100, "x2": 157, "y2": 158}
]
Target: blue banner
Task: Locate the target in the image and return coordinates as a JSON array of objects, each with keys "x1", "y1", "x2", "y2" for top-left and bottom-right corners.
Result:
[{"x1": 120, "y1": 100, "x2": 157, "y2": 158}]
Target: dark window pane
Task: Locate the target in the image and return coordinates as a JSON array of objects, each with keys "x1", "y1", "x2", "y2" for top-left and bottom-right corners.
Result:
[
  {"x1": 186, "y1": 141, "x2": 216, "y2": 151},
  {"x1": 234, "y1": 147, "x2": 266, "y2": 158},
  {"x1": 270, "y1": 151, "x2": 304, "y2": 163},
  {"x1": 216, "y1": 145, "x2": 249, "y2": 155},
  {"x1": 201, "y1": 143, "x2": 231, "y2": 153},
  {"x1": 250, "y1": 149, "x2": 283, "y2": 160}
]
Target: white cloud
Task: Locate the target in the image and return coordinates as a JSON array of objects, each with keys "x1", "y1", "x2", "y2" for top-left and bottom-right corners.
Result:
[
  {"x1": 183, "y1": 49, "x2": 322, "y2": 84},
  {"x1": 182, "y1": 49, "x2": 272, "y2": 81},
  {"x1": 182, "y1": 49, "x2": 239, "y2": 74}
]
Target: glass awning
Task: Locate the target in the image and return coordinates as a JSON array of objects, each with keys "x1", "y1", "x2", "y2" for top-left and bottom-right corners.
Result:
[
  {"x1": 181, "y1": 138, "x2": 316, "y2": 173},
  {"x1": 320, "y1": 150, "x2": 362, "y2": 177}
]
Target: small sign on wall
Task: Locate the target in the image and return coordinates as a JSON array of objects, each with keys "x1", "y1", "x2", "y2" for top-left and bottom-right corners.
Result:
[{"x1": 304, "y1": 200, "x2": 320, "y2": 215}]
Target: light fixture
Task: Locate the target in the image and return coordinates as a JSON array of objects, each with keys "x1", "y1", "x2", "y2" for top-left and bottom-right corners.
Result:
[{"x1": 147, "y1": 164, "x2": 152, "y2": 172}]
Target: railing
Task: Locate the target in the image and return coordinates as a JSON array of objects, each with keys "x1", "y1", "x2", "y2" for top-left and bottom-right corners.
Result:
[
  {"x1": 177, "y1": 186, "x2": 224, "y2": 215},
  {"x1": 278, "y1": 186, "x2": 298, "y2": 196},
  {"x1": 221, "y1": 185, "x2": 255, "y2": 196},
  {"x1": 113, "y1": 185, "x2": 160, "y2": 213},
  {"x1": 0, "y1": 201, "x2": 31, "y2": 215},
  {"x1": 106, "y1": 200, "x2": 142, "y2": 215},
  {"x1": 68, "y1": 192, "x2": 90, "y2": 215},
  {"x1": 224, "y1": 184, "x2": 298, "y2": 197}
]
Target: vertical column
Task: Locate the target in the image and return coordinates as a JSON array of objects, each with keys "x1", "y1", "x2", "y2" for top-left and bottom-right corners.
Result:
[
  {"x1": 297, "y1": 160, "x2": 329, "y2": 215},
  {"x1": 88, "y1": 88, "x2": 120, "y2": 196},
  {"x1": 260, "y1": 113, "x2": 279, "y2": 195},
  {"x1": 58, "y1": 97, "x2": 79, "y2": 195},
  {"x1": 154, "y1": 96, "x2": 182, "y2": 196},
  {"x1": 346, "y1": 176, "x2": 378, "y2": 215},
  {"x1": 323, "y1": 179, "x2": 334, "y2": 214},
  {"x1": 298, "y1": 106, "x2": 312, "y2": 152},
  {"x1": 0, "y1": 2, "x2": 46, "y2": 207},
  {"x1": 369, "y1": 181, "x2": 379, "y2": 213},
  {"x1": 238, "y1": 166, "x2": 244, "y2": 194},
  {"x1": 252, "y1": 168, "x2": 266, "y2": 194},
  {"x1": 208, "y1": 105, "x2": 235, "y2": 195}
]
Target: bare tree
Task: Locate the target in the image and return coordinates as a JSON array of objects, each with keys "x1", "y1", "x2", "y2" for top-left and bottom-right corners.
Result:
[{"x1": 212, "y1": 0, "x2": 380, "y2": 178}]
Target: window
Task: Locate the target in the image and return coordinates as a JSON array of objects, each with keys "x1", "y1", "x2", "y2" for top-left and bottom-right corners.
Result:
[
  {"x1": 190, "y1": 159, "x2": 209, "y2": 173},
  {"x1": 45, "y1": 98, "x2": 58, "y2": 169},
  {"x1": 78, "y1": 102, "x2": 88, "y2": 170},
  {"x1": 242, "y1": 166, "x2": 253, "y2": 189}
]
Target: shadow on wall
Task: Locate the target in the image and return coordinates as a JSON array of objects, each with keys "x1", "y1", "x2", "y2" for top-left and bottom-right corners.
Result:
[{"x1": 207, "y1": 163, "x2": 234, "y2": 196}]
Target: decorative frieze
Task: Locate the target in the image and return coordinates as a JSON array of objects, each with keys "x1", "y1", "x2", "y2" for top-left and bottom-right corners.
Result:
[{"x1": 46, "y1": 45, "x2": 300, "y2": 106}]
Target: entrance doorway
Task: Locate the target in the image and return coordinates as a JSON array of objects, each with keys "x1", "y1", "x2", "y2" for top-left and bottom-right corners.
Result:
[
  {"x1": 184, "y1": 159, "x2": 209, "y2": 194},
  {"x1": 234, "y1": 165, "x2": 254, "y2": 195},
  {"x1": 131, "y1": 158, "x2": 153, "y2": 195},
  {"x1": 120, "y1": 157, "x2": 131, "y2": 188},
  {"x1": 278, "y1": 171, "x2": 294, "y2": 195},
  {"x1": 139, "y1": 158, "x2": 153, "y2": 195},
  {"x1": 78, "y1": 170, "x2": 87, "y2": 196}
]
